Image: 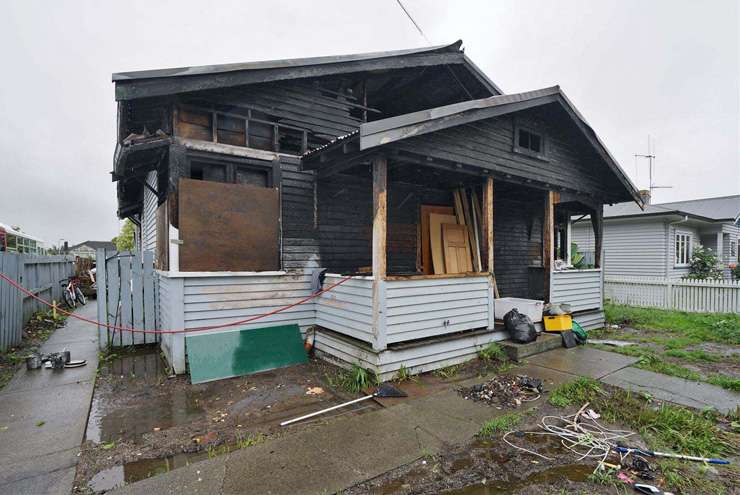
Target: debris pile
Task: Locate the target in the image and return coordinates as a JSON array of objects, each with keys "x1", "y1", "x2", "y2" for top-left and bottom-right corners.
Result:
[{"x1": 458, "y1": 374, "x2": 543, "y2": 408}]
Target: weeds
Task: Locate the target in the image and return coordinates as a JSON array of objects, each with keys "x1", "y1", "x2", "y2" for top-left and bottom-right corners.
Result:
[
  {"x1": 663, "y1": 349, "x2": 721, "y2": 362},
  {"x1": 433, "y1": 364, "x2": 461, "y2": 380},
  {"x1": 327, "y1": 363, "x2": 378, "y2": 394},
  {"x1": 548, "y1": 377, "x2": 604, "y2": 407},
  {"x1": 235, "y1": 432, "x2": 265, "y2": 449},
  {"x1": 478, "y1": 342, "x2": 506, "y2": 362},
  {"x1": 394, "y1": 364, "x2": 416, "y2": 383},
  {"x1": 477, "y1": 412, "x2": 523, "y2": 437}
]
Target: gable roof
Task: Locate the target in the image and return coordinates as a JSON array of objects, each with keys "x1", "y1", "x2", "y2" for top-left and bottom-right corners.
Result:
[
  {"x1": 112, "y1": 40, "x2": 502, "y2": 101},
  {"x1": 305, "y1": 86, "x2": 642, "y2": 206},
  {"x1": 68, "y1": 241, "x2": 116, "y2": 251},
  {"x1": 604, "y1": 195, "x2": 740, "y2": 222}
]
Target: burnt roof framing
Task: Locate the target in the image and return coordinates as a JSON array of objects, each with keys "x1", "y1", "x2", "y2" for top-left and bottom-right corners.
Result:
[{"x1": 113, "y1": 41, "x2": 502, "y2": 101}]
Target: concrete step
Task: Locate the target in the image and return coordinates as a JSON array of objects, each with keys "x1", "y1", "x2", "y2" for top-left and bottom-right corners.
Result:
[{"x1": 498, "y1": 333, "x2": 562, "y2": 362}]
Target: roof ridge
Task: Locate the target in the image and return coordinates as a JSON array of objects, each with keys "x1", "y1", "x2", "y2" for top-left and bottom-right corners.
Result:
[{"x1": 653, "y1": 194, "x2": 740, "y2": 206}]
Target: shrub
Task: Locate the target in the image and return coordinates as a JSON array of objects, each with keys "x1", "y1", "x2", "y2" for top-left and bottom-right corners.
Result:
[{"x1": 687, "y1": 245, "x2": 722, "y2": 280}]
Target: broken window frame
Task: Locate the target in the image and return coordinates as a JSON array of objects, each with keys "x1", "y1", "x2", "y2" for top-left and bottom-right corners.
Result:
[
  {"x1": 513, "y1": 122, "x2": 547, "y2": 160},
  {"x1": 186, "y1": 152, "x2": 280, "y2": 189},
  {"x1": 176, "y1": 103, "x2": 310, "y2": 155}
]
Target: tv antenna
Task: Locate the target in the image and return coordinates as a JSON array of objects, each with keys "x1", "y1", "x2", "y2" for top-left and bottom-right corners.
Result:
[{"x1": 634, "y1": 135, "x2": 672, "y2": 196}]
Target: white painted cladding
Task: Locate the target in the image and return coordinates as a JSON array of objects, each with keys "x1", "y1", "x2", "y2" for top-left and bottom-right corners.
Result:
[
  {"x1": 384, "y1": 276, "x2": 490, "y2": 344},
  {"x1": 142, "y1": 170, "x2": 158, "y2": 257},
  {"x1": 315, "y1": 275, "x2": 374, "y2": 344},
  {"x1": 550, "y1": 269, "x2": 603, "y2": 312},
  {"x1": 181, "y1": 272, "x2": 316, "y2": 333},
  {"x1": 572, "y1": 220, "x2": 667, "y2": 277}
]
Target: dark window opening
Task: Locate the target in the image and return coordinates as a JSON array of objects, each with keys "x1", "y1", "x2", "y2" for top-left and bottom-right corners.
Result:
[
  {"x1": 190, "y1": 162, "x2": 227, "y2": 182},
  {"x1": 517, "y1": 128, "x2": 543, "y2": 154}
]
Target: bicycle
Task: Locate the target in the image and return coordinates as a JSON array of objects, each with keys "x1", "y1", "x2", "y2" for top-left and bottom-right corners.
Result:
[{"x1": 60, "y1": 277, "x2": 86, "y2": 308}]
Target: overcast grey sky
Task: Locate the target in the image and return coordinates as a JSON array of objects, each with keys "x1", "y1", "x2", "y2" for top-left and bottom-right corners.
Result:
[{"x1": 1, "y1": 0, "x2": 737, "y2": 246}]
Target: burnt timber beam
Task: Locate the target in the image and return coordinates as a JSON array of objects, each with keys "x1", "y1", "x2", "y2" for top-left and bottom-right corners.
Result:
[
  {"x1": 371, "y1": 154, "x2": 388, "y2": 352},
  {"x1": 115, "y1": 52, "x2": 466, "y2": 101},
  {"x1": 591, "y1": 205, "x2": 604, "y2": 269},
  {"x1": 543, "y1": 191, "x2": 555, "y2": 303}
]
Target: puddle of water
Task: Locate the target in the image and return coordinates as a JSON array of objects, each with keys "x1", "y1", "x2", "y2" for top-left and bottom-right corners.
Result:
[
  {"x1": 442, "y1": 463, "x2": 593, "y2": 495},
  {"x1": 86, "y1": 348, "x2": 206, "y2": 444},
  {"x1": 88, "y1": 451, "x2": 210, "y2": 492}
]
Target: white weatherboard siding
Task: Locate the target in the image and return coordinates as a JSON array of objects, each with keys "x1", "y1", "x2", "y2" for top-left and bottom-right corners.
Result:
[
  {"x1": 573, "y1": 220, "x2": 667, "y2": 277},
  {"x1": 157, "y1": 273, "x2": 186, "y2": 374},
  {"x1": 142, "y1": 170, "x2": 158, "y2": 257},
  {"x1": 550, "y1": 269, "x2": 603, "y2": 312},
  {"x1": 384, "y1": 276, "x2": 490, "y2": 344},
  {"x1": 181, "y1": 271, "x2": 316, "y2": 333},
  {"x1": 315, "y1": 275, "x2": 374, "y2": 344}
]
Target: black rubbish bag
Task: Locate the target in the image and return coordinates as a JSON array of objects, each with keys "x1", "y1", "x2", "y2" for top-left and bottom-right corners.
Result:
[{"x1": 503, "y1": 308, "x2": 537, "y2": 344}]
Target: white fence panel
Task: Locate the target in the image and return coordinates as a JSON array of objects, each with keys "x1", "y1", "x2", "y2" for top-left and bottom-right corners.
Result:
[
  {"x1": 605, "y1": 276, "x2": 740, "y2": 313},
  {"x1": 96, "y1": 250, "x2": 158, "y2": 349}
]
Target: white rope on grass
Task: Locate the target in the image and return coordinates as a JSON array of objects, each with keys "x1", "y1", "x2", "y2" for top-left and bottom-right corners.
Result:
[{"x1": 503, "y1": 402, "x2": 637, "y2": 473}]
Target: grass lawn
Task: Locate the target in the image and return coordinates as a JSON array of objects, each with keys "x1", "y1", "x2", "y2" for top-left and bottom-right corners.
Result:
[
  {"x1": 591, "y1": 304, "x2": 740, "y2": 392},
  {"x1": 547, "y1": 378, "x2": 740, "y2": 494}
]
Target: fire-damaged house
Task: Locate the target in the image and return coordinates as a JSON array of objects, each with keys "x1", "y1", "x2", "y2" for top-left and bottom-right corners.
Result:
[{"x1": 111, "y1": 41, "x2": 642, "y2": 376}]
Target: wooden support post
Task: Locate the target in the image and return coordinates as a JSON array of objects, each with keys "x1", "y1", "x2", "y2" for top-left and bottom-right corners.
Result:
[
  {"x1": 483, "y1": 177, "x2": 494, "y2": 273},
  {"x1": 591, "y1": 204, "x2": 604, "y2": 269},
  {"x1": 543, "y1": 191, "x2": 555, "y2": 303},
  {"x1": 371, "y1": 155, "x2": 387, "y2": 351}
]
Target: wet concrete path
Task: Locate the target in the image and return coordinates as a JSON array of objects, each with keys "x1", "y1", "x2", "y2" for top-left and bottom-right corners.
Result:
[
  {"x1": 111, "y1": 346, "x2": 739, "y2": 495},
  {"x1": 0, "y1": 302, "x2": 99, "y2": 494}
]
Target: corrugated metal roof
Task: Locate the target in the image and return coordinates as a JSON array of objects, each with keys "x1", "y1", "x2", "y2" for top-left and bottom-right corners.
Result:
[
  {"x1": 605, "y1": 195, "x2": 740, "y2": 221},
  {"x1": 113, "y1": 41, "x2": 465, "y2": 82}
]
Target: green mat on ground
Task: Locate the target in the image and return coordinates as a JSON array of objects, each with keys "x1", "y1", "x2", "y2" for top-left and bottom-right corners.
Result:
[{"x1": 186, "y1": 324, "x2": 307, "y2": 384}]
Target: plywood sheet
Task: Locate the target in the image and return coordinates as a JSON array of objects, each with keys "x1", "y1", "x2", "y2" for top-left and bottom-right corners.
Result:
[
  {"x1": 429, "y1": 213, "x2": 457, "y2": 274},
  {"x1": 420, "y1": 205, "x2": 454, "y2": 274},
  {"x1": 186, "y1": 325, "x2": 307, "y2": 384},
  {"x1": 179, "y1": 178, "x2": 279, "y2": 271},
  {"x1": 443, "y1": 223, "x2": 472, "y2": 274}
]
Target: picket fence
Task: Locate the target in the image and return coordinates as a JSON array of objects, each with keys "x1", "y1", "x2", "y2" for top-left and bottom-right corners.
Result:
[
  {"x1": 605, "y1": 276, "x2": 740, "y2": 313},
  {"x1": 95, "y1": 249, "x2": 158, "y2": 349},
  {"x1": 0, "y1": 252, "x2": 75, "y2": 350}
]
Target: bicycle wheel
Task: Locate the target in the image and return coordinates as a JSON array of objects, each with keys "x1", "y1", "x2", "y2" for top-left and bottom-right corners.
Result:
[
  {"x1": 75, "y1": 287, "x2": 87, "y2": 305},
  {"x1": 63, "y1": 290, "x2": 76, "y2": 308}
]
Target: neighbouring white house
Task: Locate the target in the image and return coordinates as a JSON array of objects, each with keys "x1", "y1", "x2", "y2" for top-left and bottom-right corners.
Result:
[
  {"x1": 68, "y1": 241, "x2": 116, "y2": 259},
  {"x1": 573, "y1": 194, "x2": 740, "y2": 279}
]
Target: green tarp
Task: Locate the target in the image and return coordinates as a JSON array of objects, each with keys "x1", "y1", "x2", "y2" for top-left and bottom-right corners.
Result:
[{"x1": 186, "y1": 324, "x2": 307, "y2": 384}]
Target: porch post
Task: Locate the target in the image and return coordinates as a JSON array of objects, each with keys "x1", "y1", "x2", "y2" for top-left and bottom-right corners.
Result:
[
  {"x1": 543, "y1": 191, "x2": 555, "y2": 303},
  {"x1": 483, "y1": 177, "x2": 494, "y2": 273},
  {"x1": 483, "y1": 177, "x2": 496, "y2": 329},
  {"x1": 591, "y1": 205, "x2": 604, "y2": 269},
  {"x1": 371, "y1": 155, "x2": 387, "y2": 351}
]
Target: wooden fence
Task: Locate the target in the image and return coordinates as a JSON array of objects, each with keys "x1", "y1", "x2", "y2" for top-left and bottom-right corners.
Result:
[
  {"x1": 605, "y1": 276, "x2": 740, "y2": 313},
  {"x1": 0, "y1": 252, "x2": 75, "y2": 351},
  {"x1": 96, "y1": 249, "x2": 158, "y2": 349}
]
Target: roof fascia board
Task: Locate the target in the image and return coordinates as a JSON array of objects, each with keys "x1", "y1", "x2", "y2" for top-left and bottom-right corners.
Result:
[
  {"x1": 605, "y1": 210, "x2": 718, "y2": 223},
  {"x1": 115, "y1": 52, "x2": 466, "y2": 101},
  {"x1": 359, "y1": 94, "x2": 559, "y2": 150}
]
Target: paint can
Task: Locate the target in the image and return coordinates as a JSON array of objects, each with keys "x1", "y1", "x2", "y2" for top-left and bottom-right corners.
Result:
[
  {"x1": 62, "y1": 350, "x2": 71, "y2": 364},
  {"x1": 26, "y1": 354, "x2": 43, "y2": 370}
]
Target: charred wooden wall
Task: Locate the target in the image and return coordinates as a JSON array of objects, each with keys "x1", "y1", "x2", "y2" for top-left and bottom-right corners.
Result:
[
  {"x1": 315, "y1": 168, "x2": 452, "y2": 274},
  {"x1": 493, "y1": 186, "x2": 545, "y2": 299},
  {"x1": 280, "y1": 156, "x2": 320, "y2": 270},
  {"x1": 390, "y1": 104, "x2": 623, "y2": 201}
]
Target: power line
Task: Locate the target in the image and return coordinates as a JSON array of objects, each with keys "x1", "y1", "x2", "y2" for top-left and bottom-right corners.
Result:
[{"x1": 395, "y1": 0, "x2": 431, "y2": 44}]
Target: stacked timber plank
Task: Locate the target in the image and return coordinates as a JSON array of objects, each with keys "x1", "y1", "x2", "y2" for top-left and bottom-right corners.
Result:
[{"x1": 423, "y1": 188, "x2": 484, "y2": 275}]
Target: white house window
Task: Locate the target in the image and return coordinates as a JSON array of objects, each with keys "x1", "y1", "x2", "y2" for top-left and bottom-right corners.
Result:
[{"x1": 675, "y1": 232, "x2": 692, "y2": 266}]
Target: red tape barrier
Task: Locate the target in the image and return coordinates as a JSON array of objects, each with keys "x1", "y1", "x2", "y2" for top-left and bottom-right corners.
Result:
[{"x1": 0, "y1": 271, "x2": 351, "y2": 335}]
